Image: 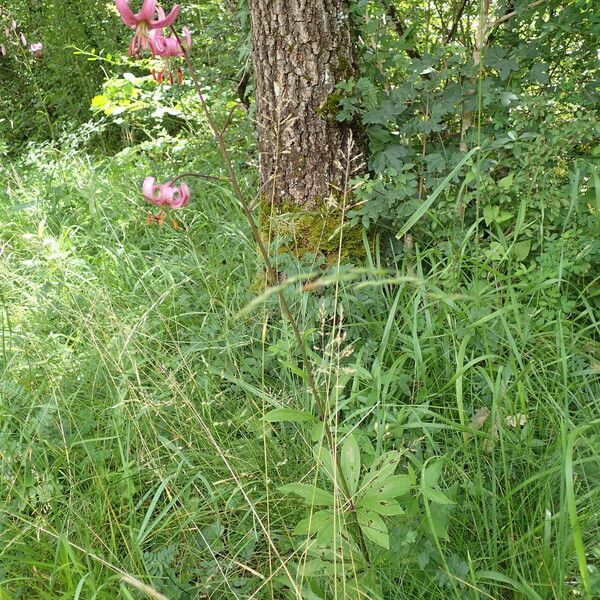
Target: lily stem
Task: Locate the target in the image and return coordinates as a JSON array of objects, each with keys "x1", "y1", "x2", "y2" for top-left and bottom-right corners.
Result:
[{"x1": 171, "y1": 26, "x2": 370, "y2": 564}]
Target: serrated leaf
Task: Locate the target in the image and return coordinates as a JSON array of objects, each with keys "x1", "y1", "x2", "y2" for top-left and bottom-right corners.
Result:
[
  {"x1": 357, "y1": 509, "x2": 389, "y2": 549},
  {"x1": 341, "y1": 434, "x2": 361, "y2": 496},
  {"x1": 528, "y1": 63, "x2": 549, "y2": 85},
  {"x1": 263, "y1": 408, "x2": 317, "y2": 423},
  {"x1": 371, "y1": 145, "x2": 408, "y2": 173},
  {"x1": 279, "y1": 483, "x2": 335, "y2": 506}
]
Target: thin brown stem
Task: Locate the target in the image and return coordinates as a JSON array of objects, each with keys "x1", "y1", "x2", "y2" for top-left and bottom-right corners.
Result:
[
  {"x1": 488, "y1": 0, "x2": 547, "y2": 31},
  {"x1": 170, "y1": 172, "x2": 227, "y2": 184},
  {"x1": 444, "y1": 0, "x2": 470, "y2": 43}
]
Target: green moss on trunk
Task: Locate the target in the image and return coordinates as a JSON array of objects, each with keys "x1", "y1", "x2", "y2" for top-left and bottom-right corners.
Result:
[{"x1": 259, "y1": 197, "x2": 367, "y2": 263}]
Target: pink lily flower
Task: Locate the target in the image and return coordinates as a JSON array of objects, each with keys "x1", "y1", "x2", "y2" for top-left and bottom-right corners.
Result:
[
  {"x1": 148, "y1": 8, "x2": 191, "y2": 83},
  {"x1": 149, "y1": 18, "x2": 191, "y2": 58},
  {"x1": 114, "y1": 0, "x2": 180, "y2": 57},
  {"x1": 29, "y1": 42, "x2": 43, "y2": 58},
  {"x1": 142, "y1": 177, "x2": 190, "y2": 209}
]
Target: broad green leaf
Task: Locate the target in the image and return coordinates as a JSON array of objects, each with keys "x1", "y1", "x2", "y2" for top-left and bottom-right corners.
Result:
[
  {"x1": 498, "y1": 173, "x2": 514, "y2": 190},
  {"x1": 293, "y1": 510, "x2": 334, "y2": 536},
  {"x1": 429, "y1": 503, "x2": 450, "y2": 540},
  {"x1": 357, "y1": 509, "x2": 389, "y2": 549},
  {"x1": 362, "y1": 474, "x2": 412, "y2": 499},
  {"x1": 279, "y1": 483, "x2": 335, "y2": 506},
  {"x1": 358, "y1": 496, "x2": 405, "y2": 516},
  {"x1": 422, "y1": 459, "x2": 444, "y2": 489},
  {"x1": 91, "y1": 95, "x2": 109, "y2": 109},
  {"x1": 484, "y1": 205, "x2": 499, "y2": 226},
  {"x1": 528, "y1": 63, "x2": 549, "y2": 85},
  {"x1": 341, "y1": 434, "x2": 361, "y2": 496},
  {"x1": 513, "y1": 240, "x2": 531, "y2": 261},
  {"x1": 311, "y1": 420, "x2": 324, "y2": 442},
  {"x1": 361, "y1": 451, "x2": 402, "y2": 489},
  {"x1": 263, "y1": 408, "x2": 317, "y2": 423}
]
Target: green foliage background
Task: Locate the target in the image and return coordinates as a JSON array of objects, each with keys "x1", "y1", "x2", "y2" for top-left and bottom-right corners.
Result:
[{"x1": 0, "y1": 1, "x2": 599, "y2": 599}]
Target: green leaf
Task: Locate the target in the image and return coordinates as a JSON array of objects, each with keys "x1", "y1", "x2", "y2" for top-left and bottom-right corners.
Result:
[
  {"x1": 422, "y1": 488, "x2": 455, "y2": 505},
  {"x1": 396, "y1": 147, "x2": 478, "y2": 239},
  {"x1": 361, "y1": 451, "x2": 403, "y2": 489},
  {"x1": 341, "y1": 434, "x2": 361, "y2": 496},
  {"x1": 528, "y1": 63, "x2": 549, "y2": 85},
  {"x1": 358, "y1": 496, "x2": 405, "y2": 516},
  {"x1": 279, "y1": 483, "x2": 335, "y2": 506},
  {"x1": 362, "y1": 474, "x2": 412, "y2": 499},
  {"x1": 498, "y1": 173, "x2": 514, "y2": 190},
  {"x1": 429, "y1": 503, "x2": 450, "y2": 540},
  {"x1": 372, "y1": 145, "x2": 409, "y2": 173},
  {"x1": 422, "y1": 459, "x2": 443, "y2": 489},
  {"x1": 311, "y1": 420, "x2": 324, "y2": 442},
  {"x1": 293, "y1": 510, "x2": 333, "y2": 536},
  {"x1": 513, "y1": 240, "x2": 531, "y2": 261},
  {"x1": 263, "y1": 408, "x2": 317, "y2": 423},
  {"x1": 476, "y1": 571, "x2": 543, "y2": 600},
  {"x1": 91, "y1": 94, "x2": 109, "y2": 109},
  {"x1": 357, "y1": 509, "x2": 389, "y2": 549},
  {"x1": 484, "y1": 205, "x2": 500, "y2": 226}
]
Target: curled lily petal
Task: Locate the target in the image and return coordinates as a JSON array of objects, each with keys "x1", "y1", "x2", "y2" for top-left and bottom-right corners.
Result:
[
  {"x1": 160, "y1": 183, "x2": 175, "y2": 206},
  {"x1": 115, "y1": 0, "x2": 137, "y2": 28},
  {"x1": 142, "y1": 176, "x2": 165, "y2": 205},
  {"x1": 179, "y1": 183, "x2": 190, "y2": 206},
  {"x1": 154, "y1": 6, "x2": 166, "y2": 28},
  {"x1": 154, "y1": 34, "x2": 170, "y2": 55},
  {"x1": 167, "y1": 183, "x2": 190, "y2": 208},
  {"x1": 150, "y1": 4, "x2": 180, "y2": 29},
  {"x1": 142, "y1": 176, "x2": 155, "y2": 200},
  {"x1": 138, "y1": 0, "x2": 157, "y2": 22},
  {"x1": 166, "y1": 36, "x2": 183, "y2": 56}
]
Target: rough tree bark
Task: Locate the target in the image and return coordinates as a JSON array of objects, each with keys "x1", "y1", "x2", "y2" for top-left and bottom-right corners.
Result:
[{"x1": 249, "y1": 0, "x2": 362, "y2": 210}]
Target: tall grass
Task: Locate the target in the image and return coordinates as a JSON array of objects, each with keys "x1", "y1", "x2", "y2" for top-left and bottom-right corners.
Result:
[{"x1": 0, "y1": 145, "x2": 599, "y2": 599}]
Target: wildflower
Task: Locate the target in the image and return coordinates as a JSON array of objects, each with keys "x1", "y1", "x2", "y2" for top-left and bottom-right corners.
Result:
[
  {"x1": 29, "y1": 42, "x2": 43, "y2": 58},
  {"x1": 149, "y1": 8, "x2": 191, "y2": 83},
  {"x1": 114, "y1": 0, "x2": 180, "y2": 57},
  {"x1": 142, "y1": 177, "x2": 190, "y2": 209}
]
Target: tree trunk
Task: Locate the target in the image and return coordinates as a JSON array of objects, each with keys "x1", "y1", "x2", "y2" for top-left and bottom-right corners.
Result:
[{"x1": 249, "y1": 0, "x2": 362, "y2": 209}]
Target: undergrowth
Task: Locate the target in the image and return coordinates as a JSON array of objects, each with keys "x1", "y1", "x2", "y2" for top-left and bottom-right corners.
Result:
[{"x1": 0, "y1": 142, "x2": 598, "y2": 599}]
